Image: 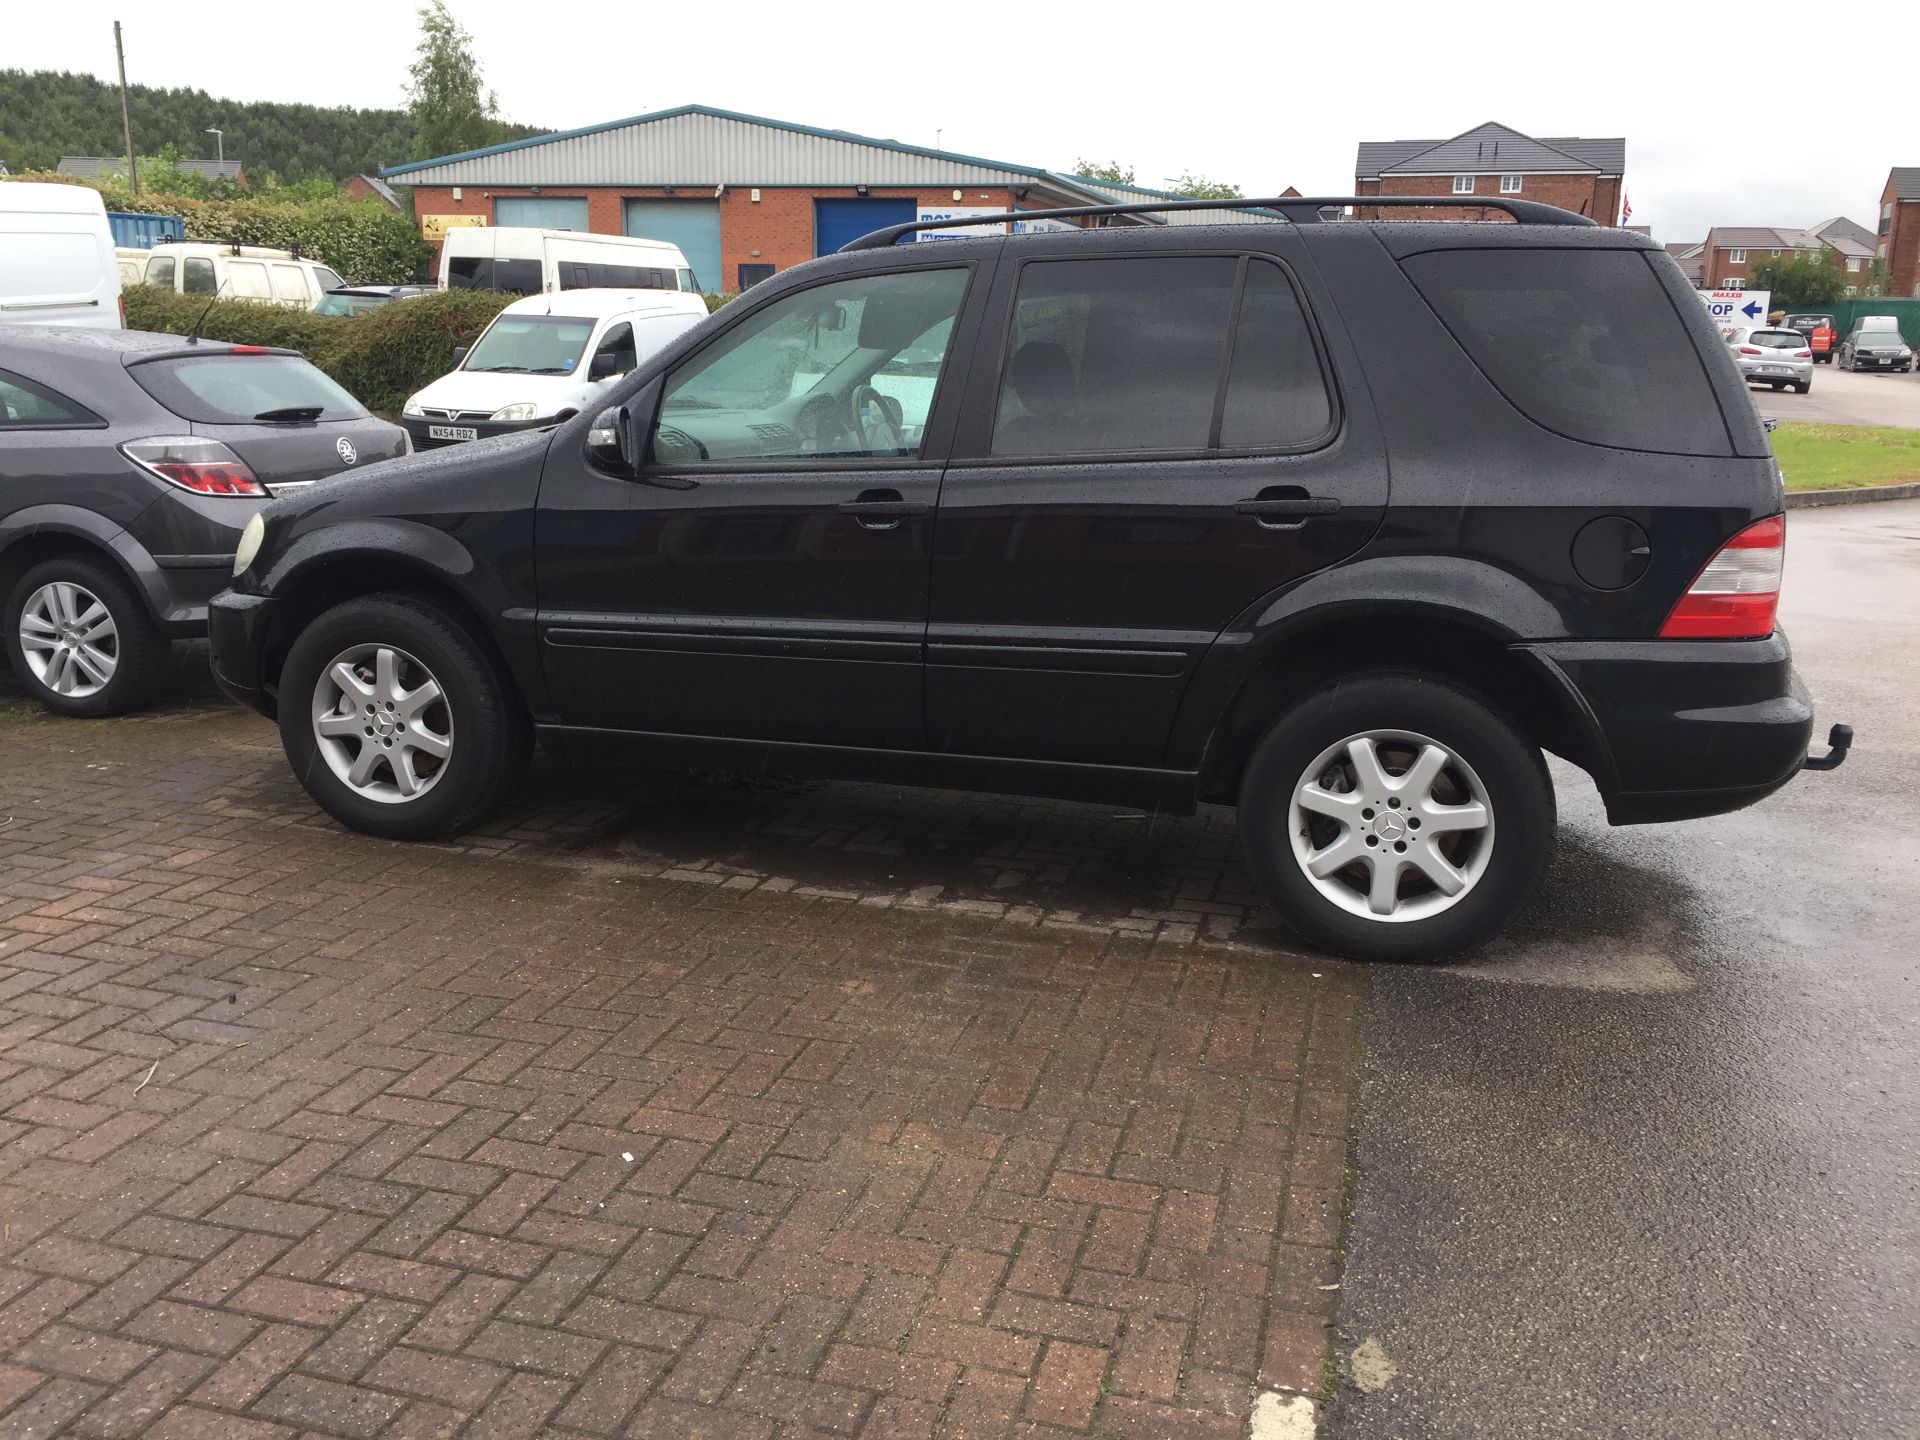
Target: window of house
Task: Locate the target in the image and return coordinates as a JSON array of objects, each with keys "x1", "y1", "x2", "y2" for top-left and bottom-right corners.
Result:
[
  {"x1": 1845, "y1": 286, "x2": 1858, "y2": 297},
  {"x1": 1405, "y1": 248, "x2": 1733, "y2": 456},
  {"x1": 1720, "y1": 278, "x2": 1745, "y2": 290},
  {"x1": 990, "y1": 255, "x2": 1332, "y2": 458},
  {"x1": 738, "y1": 263, "x2": 776, "y2": 290},
  {"x1": 1728, "y1": 249, "x2": 1746, "y2": 263},
  {"x1": 1500, "y1": 175, "x2": 1522, "y2": 194},
  {"x1": 1453, "y1": 175, "x2": 1475, "y2": 194},
  {"x1": 1848, "y1": 258, "x2": 1862, "y2": 272}
]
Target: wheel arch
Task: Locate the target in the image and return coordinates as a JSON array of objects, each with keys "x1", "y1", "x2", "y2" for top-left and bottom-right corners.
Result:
[
  {"x1": 1194, "y1": 603, "x2": 1613, "y2": 805},
  {"x1": 0, "y1": 508, "x2": 166, "y2": 626}
]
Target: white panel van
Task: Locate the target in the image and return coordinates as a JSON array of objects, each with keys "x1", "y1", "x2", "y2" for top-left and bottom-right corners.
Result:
[
  {"x1": 137, "y1": 242, "x2": 346, "y2": 311},
  {"x1": 0, "y1": 182, "x2": 123, "y2": 330},
  {"x1": 438, "y1": 227, "x2": 698, "y2": 296}
]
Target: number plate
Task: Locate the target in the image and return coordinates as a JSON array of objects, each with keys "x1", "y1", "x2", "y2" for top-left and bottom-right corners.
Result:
[
  {"x1": 1756, "y1": 366, "x2": 1791, "y2": 375},
  {"x1": 429, "y1": 424, "x2": 478, "y2": 441}
]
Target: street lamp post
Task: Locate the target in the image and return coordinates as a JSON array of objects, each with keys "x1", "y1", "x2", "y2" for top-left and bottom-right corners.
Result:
[{"x1": 205, "y1": 128, "x2": 223, "y2": 164}]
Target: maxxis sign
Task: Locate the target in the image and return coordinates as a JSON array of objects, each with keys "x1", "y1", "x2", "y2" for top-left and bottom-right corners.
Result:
[{"x1": 1699, "y1": 289, "x2": 1772, "y2": 330}]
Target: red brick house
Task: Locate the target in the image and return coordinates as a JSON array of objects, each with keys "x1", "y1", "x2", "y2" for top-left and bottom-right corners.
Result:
[
  {"x1": 1354, "y1": 122, "x2": 1624, "y2": 222},
  {"x1": 1696, "y1": 218, "x2": 1876, "y2": 293},
  {"x1": 1878, "y1": 168, "x2": 1920, "y2": 297}
]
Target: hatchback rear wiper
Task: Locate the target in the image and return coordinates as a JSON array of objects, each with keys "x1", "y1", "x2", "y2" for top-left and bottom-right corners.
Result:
[{"x1": 254, "y1": 406, "x2": 324, "y2": 422}]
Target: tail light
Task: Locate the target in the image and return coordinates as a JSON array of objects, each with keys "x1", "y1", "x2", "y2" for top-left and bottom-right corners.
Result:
[
  {"x1": 120, "y1": 436, "x2": 266, "y2": 497},
  {"x1": 1659, "y1": 515, "x2": 1784, "y2": 639},
  {"x1": 1737, "y1": 346, "x2": 1763, "y2": 356},
  {"x1": 117, "y1": 293, "x2": 126, "y2": 326},
  {"x1": 1794, "y1": 350, "x2": 1812, "y2": 359}
]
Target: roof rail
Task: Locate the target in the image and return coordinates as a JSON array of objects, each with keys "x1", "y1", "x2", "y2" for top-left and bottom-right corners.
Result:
[{"x1": 840, "y1": 194, "x2": 1597, "y2": 251}]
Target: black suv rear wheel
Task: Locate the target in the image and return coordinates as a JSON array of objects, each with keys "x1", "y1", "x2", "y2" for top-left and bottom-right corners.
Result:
[
  {"x1": 1237, "y1": 673, "x2": 1555, "y2": 962},
  {"x1": 3, "y1": 554, "x2": 169, "y2": 718},
  {"x1": 278, "y1": 594, "x2": 530, "y2": 840}
]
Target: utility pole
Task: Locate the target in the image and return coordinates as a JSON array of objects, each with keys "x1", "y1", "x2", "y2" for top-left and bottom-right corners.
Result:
[{"x1": 114, "y1": 21, "x2": 138, "y2": 196}]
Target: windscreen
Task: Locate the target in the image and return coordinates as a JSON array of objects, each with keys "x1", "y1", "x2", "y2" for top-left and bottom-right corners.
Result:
[
  {"x1": 463, "y1": 315, "x2": 597, "y2": 375},
  {"x1": 313, "y1": 293, "x2": 390, "y2": 317},
  {"x1": 1401, "y1": 248, "x2": 1730, "y2": 456},
  {"x1": 130, "y1": 355, "x2": 368, "y2": 423}
]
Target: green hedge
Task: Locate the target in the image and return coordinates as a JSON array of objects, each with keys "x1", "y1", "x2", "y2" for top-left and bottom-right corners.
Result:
[
  {"x1": 123, "y1": 286, "x2": 516, "y2": 416},
  {"x1": 3, "y1": 170, "x2": 429, "y2": 283}
]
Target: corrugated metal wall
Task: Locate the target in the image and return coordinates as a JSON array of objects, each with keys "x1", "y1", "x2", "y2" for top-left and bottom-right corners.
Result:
[{"x1": 398, "y1": 111, "x2": 1034, "y2": 190}]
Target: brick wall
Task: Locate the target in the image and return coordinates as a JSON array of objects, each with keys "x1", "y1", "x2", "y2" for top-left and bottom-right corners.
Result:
[
  {"x1": 1882, "y1": 174, "x2": 1920, "y2": 298},
  {"x1": 1354, "y1": 172, "x2": 1619, "y2": 223},
  {"x1": 405, "y1": 184, "x2": 1032, "y2": 292}
]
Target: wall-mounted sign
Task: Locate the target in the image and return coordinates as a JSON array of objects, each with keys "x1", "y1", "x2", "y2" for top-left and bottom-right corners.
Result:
[{"x1": 421, "y1": 214, "x2": 489, "y2": 242}]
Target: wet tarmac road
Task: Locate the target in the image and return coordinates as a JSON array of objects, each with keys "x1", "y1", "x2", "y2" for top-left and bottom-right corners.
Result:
[{"x1": 1330, "y1": 499, "x2": 1920, "y2": 1437}]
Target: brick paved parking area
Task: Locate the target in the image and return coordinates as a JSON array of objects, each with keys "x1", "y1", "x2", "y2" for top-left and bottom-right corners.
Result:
[{"x1": 0, "y1": 661, "x2": 1360, "y2": 1439}]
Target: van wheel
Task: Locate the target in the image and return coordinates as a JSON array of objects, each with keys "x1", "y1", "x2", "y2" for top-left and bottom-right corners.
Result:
[
  {"x1": 1236, "y1": 673, "x2": 1555, "y2": 963},
  {"x1": 3, "y1": 555, "x2": 169, "y2": 717},
  {"x1": 278, "y1": 594, "x2": 529, "y2": 840}
]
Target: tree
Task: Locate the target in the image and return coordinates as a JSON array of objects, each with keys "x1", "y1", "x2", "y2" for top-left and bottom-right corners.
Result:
[
  {"x1": 1165, "y1": 172, "x2": 1243, "y2": 200},
  {"x1": 1073, "y1": 158, "x2": 1135, "y2": 184},
  {"x1": 406, "y1": 2, "x2": 500, "y2": 161},
  {"x1": 1859, "y1": 256, "x2": 1891, "y2": 298},
  {"x1": 1745, "y1": 247, "x2": 1848, "y2": 306}
]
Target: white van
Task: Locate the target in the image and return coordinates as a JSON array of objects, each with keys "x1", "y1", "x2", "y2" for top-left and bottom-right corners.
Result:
[
  {"x1": 0, "y1": 182, "x2": 123, "y2": 330},
  {"x1": 439, "y1": 227, "x2": 698, "y2": 297},
  {"x1": 401, "y1": 289, "x2": 708, "y2": 447},
  {"x1": 137, "y1": 242, "x2": 346, "y2": 310}
]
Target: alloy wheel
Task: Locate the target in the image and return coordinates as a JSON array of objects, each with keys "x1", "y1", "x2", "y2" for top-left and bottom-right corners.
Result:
[
  {"x1": 18, "y1": 582, "x2": 119, "y2": 698},
  {"x1": 310, "y1": 643, "x2": 453, "y2": 803},
  {"x1": 1288, "y1": 729, "x2": 1496, "y2": 922}
]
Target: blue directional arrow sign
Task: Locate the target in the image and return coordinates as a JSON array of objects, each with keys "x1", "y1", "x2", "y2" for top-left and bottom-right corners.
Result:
[{"x1": 1742, "y1": 300, "x2": 1764, "y2": 319}]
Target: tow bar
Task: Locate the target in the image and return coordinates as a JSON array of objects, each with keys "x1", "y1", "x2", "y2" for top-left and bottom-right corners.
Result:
[{"x1": 1804, "y1": 723, "x2": 1853, "y2": 772}]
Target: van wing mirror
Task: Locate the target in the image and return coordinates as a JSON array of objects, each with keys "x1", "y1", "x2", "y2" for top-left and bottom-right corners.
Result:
[{"x1": 452, "y1": 345, "x2": 469, "y2": 366}]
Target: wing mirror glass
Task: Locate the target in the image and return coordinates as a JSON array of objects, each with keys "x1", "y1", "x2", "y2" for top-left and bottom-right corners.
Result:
[{"x1": 452, "y1": 345, "x2": 469, "y2": 366}]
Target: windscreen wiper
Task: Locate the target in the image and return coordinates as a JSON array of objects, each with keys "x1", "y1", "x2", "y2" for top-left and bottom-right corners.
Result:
[{"x1": 253, "y1": 406, "x2": 324, "y2": 422}]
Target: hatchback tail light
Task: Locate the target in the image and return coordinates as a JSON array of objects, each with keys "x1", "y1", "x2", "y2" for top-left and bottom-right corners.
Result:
[
  {"x1": 1659, "y1": 515, "x2": 1784, "y2": 639},
  {"x1": 1737, "y1": 346, "x2": 1763, "y2": 356},
  {"x1": 1794, "y1": 350, "x2": 1812, "y2": 359},
  {"x1": 120, "y1": 436, "x2": 266, "y2": 497}
]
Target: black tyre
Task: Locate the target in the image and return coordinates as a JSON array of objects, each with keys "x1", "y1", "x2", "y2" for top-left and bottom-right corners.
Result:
[
  {"x1": 2, "y1": 554, "x2": 169, "y2": 717},
  {"x1": 278, "y1": 593, "x2": 530, "y2": 840},
  {"x1": 1794, "y1": 381, "x2": 1810, "y2": 394},
  {"x1": 1236, "y1": 673, "x2": 1555, "y2": 963}
]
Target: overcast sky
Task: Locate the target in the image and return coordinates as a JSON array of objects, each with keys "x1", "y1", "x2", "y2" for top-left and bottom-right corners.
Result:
[{"x1": 15, "y1": 0, "x2": 1913, "y2": 244}]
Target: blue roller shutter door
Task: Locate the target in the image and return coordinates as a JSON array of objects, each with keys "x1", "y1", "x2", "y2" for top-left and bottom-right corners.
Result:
[
  {"x1": 814, "y1": 199, "x2": 917, "y2": 257},
  {"x1": 622, "y1": 201, "x2": 722, "y2": 294},
  {"x1": 493, "y1": 197, "x2": 589, "y2": 230}
]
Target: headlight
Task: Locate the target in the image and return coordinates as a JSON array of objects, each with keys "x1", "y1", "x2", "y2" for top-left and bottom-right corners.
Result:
[
  {"x1": 491, "y1": 402, "x2": 539, "y2": 422},
  {"x1": 233, "y1": 512, "x2": 267, "y2": 576},
  {"x1": 402, "y1": 397, "x2": 426, "y2": 418}
]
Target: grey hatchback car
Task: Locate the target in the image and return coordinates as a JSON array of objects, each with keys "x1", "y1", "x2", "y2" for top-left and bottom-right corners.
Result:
[{"x1": 0, "y1": 327, "x2": 405, "y2": 716}]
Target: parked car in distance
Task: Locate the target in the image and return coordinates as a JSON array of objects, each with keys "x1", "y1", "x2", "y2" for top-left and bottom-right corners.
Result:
[
  {"x1": 1782, "y1": 312, "x2": 1837, "y2": 363},
  {"x1": 209, "y1": 197, "x2": 1843, "y2": 963},
  {"x1": 400, "y1": 289, "x2": 709, "y2": 449},
  {"x1": 313, "y1": 284, "x2": 436, "y2": 317},
  {"x1": 1, "y1": 327, "x2": 406, "y2": 717},
  {"x1": 1727, "y1": 327, "x2": 1814, "y2": 392},
  {"x1": 1835, "y1": 324, "x2": 1914, "y2": 373},
  {"x1": 439, "y1": 226, "x2": 699, "y2": 297},
  {"x1": 137, "y1": 242, "x2": 347, "y2": 311},
  {"x1": 0, "y1": 182, "x2": 123, "y2": 330}
]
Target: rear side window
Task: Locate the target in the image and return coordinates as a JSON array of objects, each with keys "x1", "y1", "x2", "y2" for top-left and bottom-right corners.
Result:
[
  {"x1": 227, "y1": 261, "x2": 271, "y2": 299},
  {"x1": 1402, "y1": 249, "x2": 1728, "y2": 456},
  {"x1": 269, "y1": 264, "x2": 309, "y2": 304},
  {"x1": 991, "y1": 255, "x2": 1333, "y2": 457},
  {"x1": 129, "y1": 355, "x2": 368, "y2": 423},
  {"x1": 0, "y1": 370, "x2": 99, "y2": 428},
  {"x1": 183, "y1": 257, "x2": 216, "y2": 295}
]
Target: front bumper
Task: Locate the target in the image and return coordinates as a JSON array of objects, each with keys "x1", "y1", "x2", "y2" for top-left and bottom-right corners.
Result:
[
  {"x1": 208, "y1": 588, "x2": 278, "y2": 718},
  {"x1": 402, "y1": 415, "x2": 547, "y2": 450},
  {"x1": 1520, "y1": 631, "x2": 1817, "y2": 825}
]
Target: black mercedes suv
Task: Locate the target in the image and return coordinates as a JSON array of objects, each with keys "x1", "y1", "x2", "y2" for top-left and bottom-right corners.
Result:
[{"x1": 208, "y1": 196, "x2": 1845, "y2": 961}]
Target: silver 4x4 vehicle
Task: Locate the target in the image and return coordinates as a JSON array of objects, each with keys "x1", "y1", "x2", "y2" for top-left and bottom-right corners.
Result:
[{"x1": 208, "y1": 196, "x2": 1852, "y2": 962}]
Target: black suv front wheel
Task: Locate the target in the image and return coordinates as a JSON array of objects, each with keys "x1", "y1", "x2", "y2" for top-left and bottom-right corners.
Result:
[
  {"x1": 1238, "y1": 673, "x2": 1555, "y2": 962},
  {"x1": 279, "y1": 594, "x2": 530, "y2": 840}
]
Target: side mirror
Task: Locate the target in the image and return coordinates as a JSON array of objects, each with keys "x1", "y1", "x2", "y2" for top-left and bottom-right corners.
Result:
[
  {"x1": 452, "y1": 345, "x2": 469, "y2": 366},
  {"x1": 585, "y1": 405, "x2": 631, "y2": 475},
  {"x1": 589, "y1": 351, "x2": 623, "y2": 381}
]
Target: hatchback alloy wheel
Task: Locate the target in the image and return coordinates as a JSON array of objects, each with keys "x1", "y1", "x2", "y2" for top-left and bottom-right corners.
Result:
[
  {"x1": 311, "y1": 642, "x2": 454, "y2": 803},
  {"x1": 18, "y1": 581, "x2": 119, "y2": 698}
]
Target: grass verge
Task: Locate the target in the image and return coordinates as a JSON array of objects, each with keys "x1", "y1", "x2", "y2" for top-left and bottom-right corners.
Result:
[{"x1": 1771, "y1": 423, "x2": 1920, "y2": 491}]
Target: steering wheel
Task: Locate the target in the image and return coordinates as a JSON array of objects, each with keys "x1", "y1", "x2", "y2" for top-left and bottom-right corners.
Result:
[
  {"x1": 848, "y1": 384, "x2": 902, "y2": 455},
  {"x1": 795, "y1": 392, "x2": 855, "y2": 455}
]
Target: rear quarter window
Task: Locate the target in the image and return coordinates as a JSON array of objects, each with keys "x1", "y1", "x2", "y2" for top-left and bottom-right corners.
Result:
[
  {"x1": 128, "y1": 355, "x2": 368, "y2": 424},
  {"x1": 1401, "y1": 248, "x2": 1730, "y2": 456}
]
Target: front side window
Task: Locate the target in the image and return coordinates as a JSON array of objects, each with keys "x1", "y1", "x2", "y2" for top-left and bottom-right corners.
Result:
[
  {"x1": 1500, "y1": 175, "x2": 1522, "y2": 194},
  {"x1": 0, "y1": 370, "x2": 97, "y2": 428},
  {"x1": 145, "y1": 255, "x2": 177, "y2": 289},
  {"x1": 314, "y1": 267, "x2": 346, "y2": 293},
  {"x1": 182, "y1": 256, "x2": 216, "y2": 295},
  {"x1": 1453, "y1": 175, "x2": 1475, "y2": 194},
  {"x1": 464, "y1": 315, "x2": 598, "y2": 375},
  {"x1": 653, "y1": 267, "x2": 969, "y2": 465},
  {"x1": 991, "y1": 255, "x2": 1332, "y2": 458},
  {"x1": 1404, "y1": 248, "x2": 1730, "y2": 456},
  {"x1": 591, "y1": 321, "x2": 636, "y2": 378}
]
